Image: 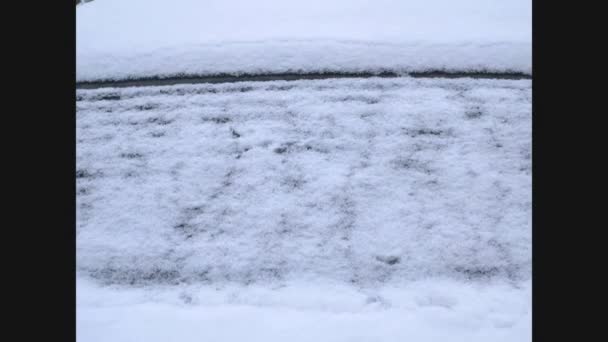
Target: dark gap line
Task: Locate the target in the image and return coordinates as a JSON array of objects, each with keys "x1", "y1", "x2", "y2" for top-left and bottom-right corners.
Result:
[{"x1": 76, "y1": 71, "x2": 531, "y2": 89}]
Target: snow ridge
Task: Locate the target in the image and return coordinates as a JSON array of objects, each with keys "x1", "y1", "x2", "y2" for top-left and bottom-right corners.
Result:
[{"x1": 77, "y1": 0, "x2": 531, "y2": 81}]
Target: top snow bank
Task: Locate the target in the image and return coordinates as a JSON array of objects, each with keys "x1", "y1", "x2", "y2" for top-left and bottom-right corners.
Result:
[{"x1": 76, "y1": 0, "x2": 531, "y2": 82}]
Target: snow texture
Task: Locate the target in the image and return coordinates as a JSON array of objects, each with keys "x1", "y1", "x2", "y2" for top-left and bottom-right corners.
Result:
[
  {"x1": 77, "y1": 0, "x2": 531, "y2": 81},
  {"x1": 78, "y1": 277, "x2": 531, "y2": 342},
  {"x1": 77, "y1": 76, "x2": 531, "y2": 340},
  {"x1": 77, "y1": 77, "x2": 531, "y2": 286}
]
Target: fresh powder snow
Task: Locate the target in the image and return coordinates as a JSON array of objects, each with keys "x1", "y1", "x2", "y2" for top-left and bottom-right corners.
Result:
[
  {"x1": 77, "y1": 0, "x2": 531, "y2": 81},
  {"x1": 77, "y1": 77, "x2": 531, "y2": 341}
]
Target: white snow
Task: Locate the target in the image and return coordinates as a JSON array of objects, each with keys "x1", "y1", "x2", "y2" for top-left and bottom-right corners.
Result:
[
  {"x1": 78, "y1": 277, "x2": 531, "y2": 342},
  {"x1": 77, "y1": 0, "x2": 531, "y2": 81},
  {"x1": 77, "y1": 77, "x2": 531, "y2": 340}
]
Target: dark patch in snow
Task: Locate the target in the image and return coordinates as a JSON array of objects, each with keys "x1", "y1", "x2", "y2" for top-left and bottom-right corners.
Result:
[
  {"x1": 265, "y1": 84, "x2": 296, "y2": 91},
  {"x1": 454, "y1": 266, "x2": 501, "y2": 280},
  {"x1": 199, "y1": 88, "x2": 218, "y2": 94},
  {"x1": 305, "y1": 144, "x2": 329, "y2": 154},
  {"x1": 150, "y1": 131, "x2": 166, "y2": 138},
  {"x1": 330, "y1": 95, "x2": 381, "y2": 104},
  {"x1": 147, "y1": 117, "x2": 174, "y2": 125},
  {"x1": 239, "y1": 86, "x2": 254, "y2": 93},
  {"x1": 140, "y1": 269, "x2": 181, "y2": 283},
  {"x1": 76, "y1": 169, "x2": 91, "y2": 179},
  {"x1": 120, "y1": 152, "x2": 144, "y2": 159},
  {"x1": 416, "y1": 129, "x2": 443, "y2": 136},
  {"x1": 86, "y1": 93, "x2": 121, "y2": 101},
  {"x1": 123, "y1": 171, "x2": 138, "y2": 178},
  {"x1": 466, "y1": 107, "x2": 483, "y2": 119},
  {"x1": 80, "y1": 202, "x2": 93, "y2": 210},
  {"x1": 174, "y1": 222, "x2": 198, "y2": 239},
  {"x1": 274, "y1": 146, "x2": 288, "y2": 154},
  {"x1": 424, "y1": 222, "x2": 436, "y2": 230},
  {"x1": 208, "y1": 169, "x2": 238, "y2": 200},
  {"x1": 259, "y1": 267, "x2": 282, "y2": 280},
  {"x1": 136, "y1": 104, "x2": 158, "y2": 111},
  {"x1": 100, "y1": 119, "x2": 122, "y2": 127},
  {"x1": 235, "y1": 147, "x2": 250, "y2": 159},
  {"x1": 222, "y1": 85, "x2": 254, "y2": 93},
  {"x1": 184, "y1": 206, "x2": 204, "y2": 214},
  {"x1": 281, "y1": 175, "x2": 306, "y2": 190},
  {"x1": 203, "y1": 117, "x2": 231, "y2": 124},
  {"x1": 376, "y1": 255, "x2": 401, "y2": 265},
  {"x1": 392, "y1": 157, "x2": 433, "y2": 174},
  {"x1": 231, "y1": 128, "x2": 241, "y2": 138},
  {"x1": 273, "y1": 142, "x2": 296, "y2": 154},
  {"x1": 89, "y1": 267, "x2": 182, "y2": 286},
  {"x1": 403, "y1": 128, "x2": 451, "y2": 137},
  {"x1": 76, "y1": 169, "x2": 102, "y2": 179},
  {"x1": 273, "y1": 142, "x2": 326, "y2": 155},
  {"x1": 222, "y1": 170, "x2": 235, "y2": 187}
]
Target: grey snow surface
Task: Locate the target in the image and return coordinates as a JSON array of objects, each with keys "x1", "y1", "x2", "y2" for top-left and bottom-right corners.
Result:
[{"x1": 76, "y1": 77, "x2": 531, "y2": 288}]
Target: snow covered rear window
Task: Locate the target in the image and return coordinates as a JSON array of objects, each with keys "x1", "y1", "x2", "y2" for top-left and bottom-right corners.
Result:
[{"x1": 77, "y1": 77, "x2": 531, "y2": 287}]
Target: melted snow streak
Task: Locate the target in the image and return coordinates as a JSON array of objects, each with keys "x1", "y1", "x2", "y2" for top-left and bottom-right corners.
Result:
[{"x1": 76, "y1": 77, "x2": 531, "y2": 287}]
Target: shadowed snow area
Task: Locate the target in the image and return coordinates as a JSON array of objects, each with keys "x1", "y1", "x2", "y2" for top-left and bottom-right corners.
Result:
[
  {"x1": 77, "y1": 77, "x2": 531, "y2": 341},
  {"x1": 77, "y1": 0, "x2": 531, "y2": 81}
]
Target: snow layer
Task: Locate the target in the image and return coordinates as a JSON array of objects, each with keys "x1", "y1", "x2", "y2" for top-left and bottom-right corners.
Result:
[
  {"x1": 77, "y1": 0, "x2": 531, "y2": 81},
  {"x1": 78, "y1": 278, "x2": 531, "y2": 342},
  {"x1": 77, "y1": 77, "x2": 531, "y2": 286},
  {"x1": 77, "y1": 76, "x2": 531, "y2": 341}
]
